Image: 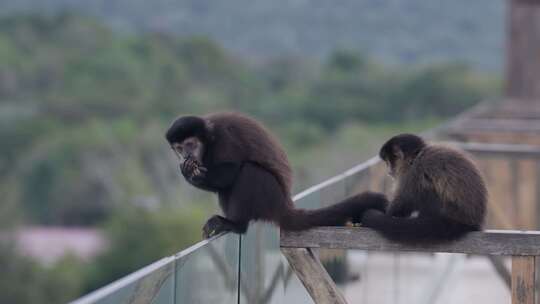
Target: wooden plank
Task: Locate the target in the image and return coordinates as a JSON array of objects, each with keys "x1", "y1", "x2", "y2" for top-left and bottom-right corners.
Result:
[
  {"x1": 506, "y1": 0, "x2": 540, "y2": 102},
  {"x1": 453, "y1": 141, "x2": 540, "y2": 159},
  {"x1": 281, "y1": 247, "x2": 347, "y2": 304},
  {"x1": 489, "y1": 159, "x2": 518, "y2": 227},
  {"x1": 449, "y1": 119, "x2": 540, "y2": 133},
  {"x1": 476, "y1": 102, "x2": 540, "y2": 119},
  {"x1": 281, "y1": 227, "x2": 540, "y2": 256},
  {"x1": 516, "y1": 160, "x2": 538, "y2": 229},
  {"x1": 481, "y1": 158, "x2": 516, "y2": 229},
  {"x1": 488, "y1": 255, "x2": 512, "y2": 288},
  {"x1": 511, "y1": 256, "x2": 535, "y2": 304}
]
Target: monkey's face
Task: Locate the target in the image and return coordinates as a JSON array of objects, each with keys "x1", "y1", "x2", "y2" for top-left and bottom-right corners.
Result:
[
  {"x1": 382, "y1": 147, "x2": 407, "y2": 179},
  {"x1": 383, "y1": 159, "x2": 396, "y2": 179},
  {"x1": 171, "y1": 136, "x2": 205, "y2": 163},
  {"x1": 380, "y1": 134, "x2": 426, "y2": 179},
  {"x1": 384, "y1": 159, "x2": 400, "y2": 179}
]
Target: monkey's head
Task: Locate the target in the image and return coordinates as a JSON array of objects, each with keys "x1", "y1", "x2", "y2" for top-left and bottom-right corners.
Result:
[
  {"x1": 165, "y1": 116, "x2": 213, "y2": 163},
  {"x1": 379, "y1": 134, "x2": 426, "y2": 178}
]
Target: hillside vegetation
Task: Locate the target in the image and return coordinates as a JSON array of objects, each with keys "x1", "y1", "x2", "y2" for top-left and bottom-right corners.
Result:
[
  {"x1": 0, "y1": 14, "x2": 500, "y2": 303},
  {"x1": 0, "y1": 0, "x2": 505, "y2": 69}
]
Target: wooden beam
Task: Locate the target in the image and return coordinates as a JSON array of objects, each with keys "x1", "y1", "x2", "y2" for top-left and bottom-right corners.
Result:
[
  {"x1": 506, "y1": 0, "x2": 540, "y2": 102},
  {"x1": 474, "y1": 102, "x2": 540, "y2": 120},
  {"x1": 281, "y1": 248, "x2": 347, "y2": 304},
  {"x1": 444, "y1": 141, "x2": 540, "y2": 159},
  {"x1": 511, "y1": 256, "x2": 535, "y2": 304},
  {"x1": 447, "y1": 119, "x2": 540, "y2": 133},
  {"x1": 281, "y1": 227, "x2": 540, "y2": 256},
  {"x1": 488, "y1": 255, "x2": 512, "y2": 288}
]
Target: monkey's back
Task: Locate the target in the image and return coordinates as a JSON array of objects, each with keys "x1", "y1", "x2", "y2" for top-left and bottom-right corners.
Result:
[
  {"x1": 204, "y1": 112, "x2": 293, "y2": 195},
  {"x1": 413, "y1": 145, "x2": 487, "y2": 227}
]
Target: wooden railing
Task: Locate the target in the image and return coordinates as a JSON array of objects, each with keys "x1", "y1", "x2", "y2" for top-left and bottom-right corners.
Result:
[{"x1": 281, "y1": 227, "x2": 540, "y2": 304}]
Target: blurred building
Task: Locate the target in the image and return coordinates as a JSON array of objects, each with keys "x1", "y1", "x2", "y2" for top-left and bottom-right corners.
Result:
[{"x1": 16, "y1": 227, "x2": 106, "y2": 265}]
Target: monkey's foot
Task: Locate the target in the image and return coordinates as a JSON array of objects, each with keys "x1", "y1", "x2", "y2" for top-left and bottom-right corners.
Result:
[{"x1": 202, "y1": 215, "x2": 231, "y2": 239}]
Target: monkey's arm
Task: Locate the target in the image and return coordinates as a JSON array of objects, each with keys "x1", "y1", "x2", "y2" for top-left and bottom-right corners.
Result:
[
  {"x1": 183, "y1": 162, "x2": 243, "y2": 192},
  {"x1": 202, "y1": 215, "x2": 248, "y2": 238},
  {"x1": 202, "y1": 163, "x2": 270, "y2": 238}
]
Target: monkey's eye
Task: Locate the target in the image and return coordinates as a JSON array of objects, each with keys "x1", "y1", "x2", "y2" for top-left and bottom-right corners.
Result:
[
  {"x1": 173, "y1": 145, "x2": 183, "y2": 153},
  {"x1": 171, "y1": 144, "x2": 182, "y2": 154},
  {"x1": 171, "y1": 145, "x2": 184, "y2": 160}
]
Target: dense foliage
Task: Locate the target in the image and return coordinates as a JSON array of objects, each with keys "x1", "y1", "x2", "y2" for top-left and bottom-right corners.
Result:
[
  {"x1": 0, "y1": 14, "x2": 500, "y2": 303},
  {"x1": 0, "y1": 241, "x2": 84, "y2": 304},
  {"x1": 0, "y1": 14, "x2": 499, "y2": 227},
  {"x1": 83, "y1": 207, "x2": 204, "y2": 293}
]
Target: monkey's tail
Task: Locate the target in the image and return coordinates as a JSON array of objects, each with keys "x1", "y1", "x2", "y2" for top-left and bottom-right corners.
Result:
[
  {"x1": 279, "y1": 192, "x2": 387, "y2": 231},
  {"x1": 362, "y1": 210, "x2": 480, "y2": 243}
]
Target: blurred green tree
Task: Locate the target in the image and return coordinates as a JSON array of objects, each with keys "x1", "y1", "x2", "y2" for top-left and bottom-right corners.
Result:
[
  {"x1": 0, "y1": 241, "x2": 84, "y2": 304},
  {"x1": 83, "y1": 206, "x2": 205, "y2": 293}
]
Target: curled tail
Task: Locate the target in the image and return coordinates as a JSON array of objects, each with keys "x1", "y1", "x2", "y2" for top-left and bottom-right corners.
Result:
[
  {"x1": 362, "y1": 209, "x2": 479, "y2": 243},
  {"x1": 279, "y1": 192, "x2": 387, "y2": 231}
]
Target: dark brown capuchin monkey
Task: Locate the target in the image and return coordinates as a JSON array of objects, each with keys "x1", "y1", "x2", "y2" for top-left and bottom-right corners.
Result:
[
  {"x1": 356, "y1": 134, "x2": 487, "y2": 242},
  {"x1": 165, "y1": 112, "x2": 384, "y2": 238}
]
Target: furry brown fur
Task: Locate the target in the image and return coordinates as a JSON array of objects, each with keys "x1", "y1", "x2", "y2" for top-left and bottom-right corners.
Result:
[
  {"x1": 358, "y1": 134, "x2": 487, "y2": 242},
  {"x1": 166, "y1": 112, "x2": 382, "y2": 238},
  {"x1": 202, "y1": 112, "x2": 293, "y2": 195}
]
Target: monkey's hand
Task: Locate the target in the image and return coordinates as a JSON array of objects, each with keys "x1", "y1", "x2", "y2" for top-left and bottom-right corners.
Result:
[
  {"x1": 202, "y1": 215, "x2": 231, "y2": 239},
  {"x1": 181, "y1": 157, "x2": 208, "y2": 181},
  {"x1": 347, "y1": 191, "x2": 388, "y2": 224},
  {"x1": 360, "y1": 209, "x2": 385, "y2": 228}
]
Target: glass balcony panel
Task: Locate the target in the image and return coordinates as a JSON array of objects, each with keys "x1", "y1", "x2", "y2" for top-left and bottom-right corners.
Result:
[
  {"x1": 174, "y1": 234, "x2": 240, "y2": 304},
  {"x1": 70, "y1": 256, "x2": 175, "y2": 304},
  {"x1": 239, "y1": 222, "x2": 313, "y2": 304}
]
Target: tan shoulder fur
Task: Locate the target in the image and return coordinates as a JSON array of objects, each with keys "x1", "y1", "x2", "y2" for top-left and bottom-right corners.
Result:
[{"x1": 413, "y1": 145, "x2": 487, "y2": 226}]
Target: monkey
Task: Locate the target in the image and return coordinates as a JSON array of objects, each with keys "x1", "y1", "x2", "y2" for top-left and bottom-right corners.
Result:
[
  {"x1": 356, "y1": 134, "x2": 487, "y2": 242},
  {"x1": 165, "y1": 112, "x2": 384, "y2": 238}
]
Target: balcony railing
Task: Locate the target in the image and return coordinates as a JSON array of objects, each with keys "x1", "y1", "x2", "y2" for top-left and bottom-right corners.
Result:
[
  {"x1": 71, "y1": 105, "x2": 540, "y2": 304},
  {"x1": 281, "y1": 228, "x2": 540, "y2": 304}
]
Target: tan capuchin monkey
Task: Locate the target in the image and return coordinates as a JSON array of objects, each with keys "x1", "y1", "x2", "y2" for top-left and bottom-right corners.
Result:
[{"x1": 355, "y1": 134, "x2": 487, "y2": 242}]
